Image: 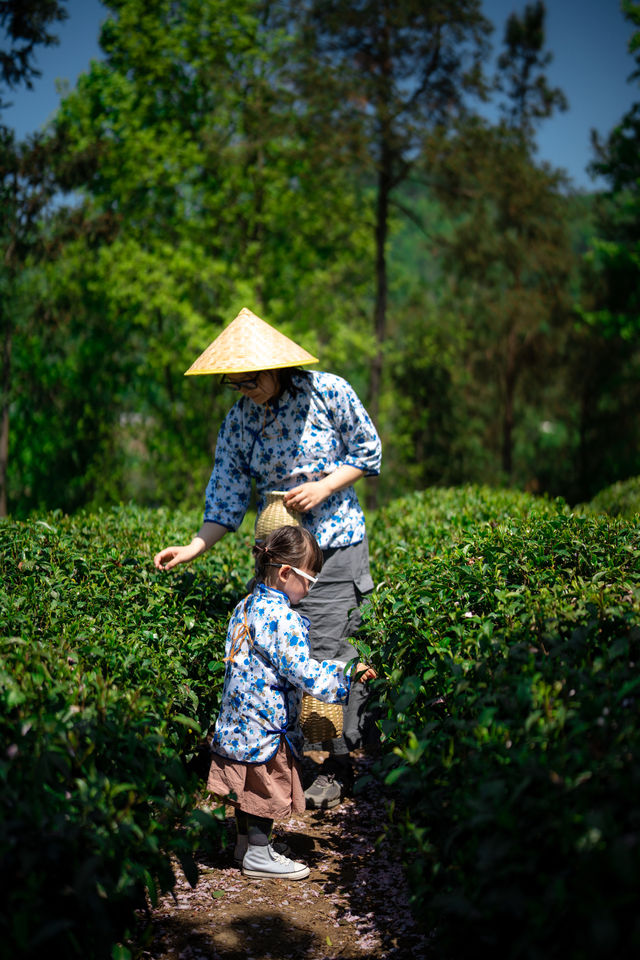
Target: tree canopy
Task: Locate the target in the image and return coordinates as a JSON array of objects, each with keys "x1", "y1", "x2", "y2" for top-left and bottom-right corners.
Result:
[
  {"x1": 0, "y1": 0, "x2": 68, "y2": 109},
  {"x1": 1, "y1": 0, "x2": 639, "y2": 517}
]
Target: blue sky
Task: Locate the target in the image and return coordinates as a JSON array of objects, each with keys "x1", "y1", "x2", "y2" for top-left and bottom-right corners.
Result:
[{"x1": 1, "y1": 0, "x2": 637, "y2": 191}]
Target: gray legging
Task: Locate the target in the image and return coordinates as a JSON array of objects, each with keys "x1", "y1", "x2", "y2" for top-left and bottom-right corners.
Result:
[{"x1": 296, "y1": 536, "x2": 374, "y2": 754}]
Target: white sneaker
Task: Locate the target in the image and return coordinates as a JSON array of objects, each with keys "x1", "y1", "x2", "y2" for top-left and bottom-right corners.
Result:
[
  {"x1": 242, "y1": 843, "x2": 310, "y2": 880},
  {"x1": 233, "y1": 834, "x2": 292, "y2": 864}
]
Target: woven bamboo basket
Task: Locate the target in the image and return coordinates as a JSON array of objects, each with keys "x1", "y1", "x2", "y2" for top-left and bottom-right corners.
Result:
[
  {"x1": 300, "y1": 693, "x2": 344, "y2": 742},
  {"x1": 255, "y1": 491, "x2": 301, "y2": 541}
]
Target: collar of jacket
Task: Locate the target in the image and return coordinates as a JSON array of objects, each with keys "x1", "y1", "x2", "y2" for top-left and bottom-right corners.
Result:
[{"x1": 255, "y1": 581, "x2": 291, "y2": 605}]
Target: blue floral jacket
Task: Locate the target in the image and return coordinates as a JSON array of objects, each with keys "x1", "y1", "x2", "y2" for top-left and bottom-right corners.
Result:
[
  {"x1": 211, "y1": 583, "x2": 352, "y2": 763},
  {"x1": 204, "y1": 370, "x2": 381, "y2": 549}
]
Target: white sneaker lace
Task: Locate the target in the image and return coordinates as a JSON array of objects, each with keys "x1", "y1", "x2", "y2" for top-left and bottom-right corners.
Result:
[{"x1": 271, "y1": 848, "x2": 300, "y2": 867}]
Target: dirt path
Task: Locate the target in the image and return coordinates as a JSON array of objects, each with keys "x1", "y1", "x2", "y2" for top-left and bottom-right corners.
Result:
[{"x1": 140, "y1": 754, "x2": 432, "y2": 960}]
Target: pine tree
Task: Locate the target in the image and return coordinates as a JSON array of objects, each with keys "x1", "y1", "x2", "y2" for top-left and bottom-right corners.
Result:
[
  {"x1": 425, "y1": 1, "x2": 572, "y2": 481},
  {"x1": 290, "y1": 0, "x2": 492, "y2": 431}
]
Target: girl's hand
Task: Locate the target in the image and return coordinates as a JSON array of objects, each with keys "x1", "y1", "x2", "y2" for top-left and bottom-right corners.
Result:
[
  {"x1": 284, "y1": 480, "x2": 330, "y2": 513},
  {"x1": 353, "y1": 662, "x2": 377, "y2": 683}
]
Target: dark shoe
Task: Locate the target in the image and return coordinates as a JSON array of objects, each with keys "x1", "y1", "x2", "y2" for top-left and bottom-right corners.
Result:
[
  {"x1": 328, "y1": 756, "x2": 354, "y2": 794},
  {"x1": 304, "y1": 757, "x2": 353, "y2": 809},
  {"x1": 304, "y1": 770, "x2": 342, "y2": 809}
]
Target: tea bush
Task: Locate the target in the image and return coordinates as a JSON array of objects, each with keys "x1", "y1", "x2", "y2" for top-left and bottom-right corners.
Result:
[
  {"x1": 1, "y1": 506, "x2": 254, "y2": 959},
  {"x1": 4, "y1": 488, "x2": 639, "y2": 959},
  {"x1": 362, "y1": 486, "x2": 640, "y2": 959},
  {"x1": 580, "y1": 475, "x2": 640, "y2": 519}
]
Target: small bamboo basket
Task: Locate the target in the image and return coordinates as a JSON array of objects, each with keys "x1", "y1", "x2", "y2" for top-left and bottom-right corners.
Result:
[
  {"x1": 255, "y1": 490, "x2": 301, "y2": 541},
  {"x1": 300, "y1": 693, "x2": 344, "y2": 742}
]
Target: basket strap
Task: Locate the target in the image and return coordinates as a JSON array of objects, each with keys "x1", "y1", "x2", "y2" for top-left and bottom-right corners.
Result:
[{"x1": 225, "y1": 598, "x2": 253, "y2": 663}]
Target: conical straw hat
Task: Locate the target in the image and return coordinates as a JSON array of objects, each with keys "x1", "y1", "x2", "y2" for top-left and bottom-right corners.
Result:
[{"x1": 185, "y1": 307, "x2": 319, "y2": 376}]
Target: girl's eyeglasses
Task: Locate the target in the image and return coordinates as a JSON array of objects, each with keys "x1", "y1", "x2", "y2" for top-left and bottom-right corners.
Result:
[
  {"x1": 267, "y1": 563, "x2": 318, "y2": 584},
  {"x1": 220, "y1": 374, "x2": 260, "y2": 391},
  {"x1": 291, "y1": 566, "x2": 318, "y2": 584}
]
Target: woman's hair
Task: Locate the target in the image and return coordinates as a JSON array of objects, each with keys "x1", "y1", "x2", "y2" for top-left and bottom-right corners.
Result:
[
  {"x1": 253, "y1": 525, "x2": 323, "y2": 586},
  {"x1": 276, "y1": 366, "x2": 311, "y2": 399}
]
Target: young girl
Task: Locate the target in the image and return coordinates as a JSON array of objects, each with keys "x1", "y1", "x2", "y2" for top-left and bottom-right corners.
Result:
[{"x1": 206, "y1": 525, "x2": 376, "y2": 880}]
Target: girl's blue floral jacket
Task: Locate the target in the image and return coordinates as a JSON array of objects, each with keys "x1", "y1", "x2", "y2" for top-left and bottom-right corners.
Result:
[{"x1": 211, "y1": 583, "x2": 352, "y2": 764}]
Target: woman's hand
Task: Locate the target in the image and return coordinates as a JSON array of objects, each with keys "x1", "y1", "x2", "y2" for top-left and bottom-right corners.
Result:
[
  {"x1": 153, "y1": 522, "x2": 228, "y2": 571},
  {"x1": 284, "y1": 466, "x2": 365, "y2": 513},
  {"x1": 283, "y1": 480, "x2": 331, "y2": 513},
  {"x1": 153, "y1": 543, "x2": 200, "y2": 570}
]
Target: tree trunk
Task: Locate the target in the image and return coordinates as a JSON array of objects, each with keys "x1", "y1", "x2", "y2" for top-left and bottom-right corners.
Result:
[
  {"x1": 366, "y1": 138, "x2": 391, "y2": 510},
  {"x1": 502, "y1": 383, "x2": 514, "y2": 477},
  {"x1": 0, "y1": 314, "x2": 11, "y2": 518},
  {"x1": 369, "y1": 147, "x2": 390, "y2": 424},
  {"x1": 501, "y1": 326, "x2": 517, "y2": 477}
]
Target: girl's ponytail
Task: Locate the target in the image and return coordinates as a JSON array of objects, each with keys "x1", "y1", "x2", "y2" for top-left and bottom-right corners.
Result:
[{"x1": 253, "y1": 525, "x2": 323, "y2": 585}]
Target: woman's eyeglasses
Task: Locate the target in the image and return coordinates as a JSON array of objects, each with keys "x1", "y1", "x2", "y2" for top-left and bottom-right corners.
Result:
[{"x1": 221, "y1": 374, "x2": 260, "y2": 391}]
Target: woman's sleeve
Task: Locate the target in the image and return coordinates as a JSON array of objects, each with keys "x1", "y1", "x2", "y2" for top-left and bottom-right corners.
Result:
[
  {"x1": 328, "y1": 376, "x2": 382, "y2": 476},
  {"x1": 203, "y1": 405, "x2": 252, "y2": 529}
]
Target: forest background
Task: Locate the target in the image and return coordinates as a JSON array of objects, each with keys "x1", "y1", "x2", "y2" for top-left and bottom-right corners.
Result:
[{"x1": 2, "y1": 0, "x2": 640, "y2": 521}]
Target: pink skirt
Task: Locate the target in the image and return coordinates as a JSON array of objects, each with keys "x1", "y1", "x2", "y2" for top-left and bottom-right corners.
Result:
[{"x1": 206, "y1": 738, "x2": 305, "y2": 820}]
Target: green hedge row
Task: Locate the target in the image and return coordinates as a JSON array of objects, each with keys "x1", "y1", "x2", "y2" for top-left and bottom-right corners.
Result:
[
  {"x1": 578, "y1": 474, "x2": 640, "y2": 519},
  {"x1": 361, "y1": 486, "x2": 640, "y2": 959},
  {"x1": 4, "y1": 485, "x2": 639, "y2": 959},
  {"x1": 1, "y1": 506, "x2": 254, "y2": 959}
]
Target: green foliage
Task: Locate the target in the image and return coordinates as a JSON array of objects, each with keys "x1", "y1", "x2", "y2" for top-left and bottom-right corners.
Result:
[
  {"x1": 362, "y1": 485, "x2": 640, "y2": 958},
  {"x1": 1, "y1": 0, "x2": 374, "y2": 517},
  {"x1": 3, "y1": 487, "x2": 640, "y2": 958},
  {"x1": 0, "y1": 124, "x2": 68, "y2": 516},
  {"x1": 2, "y1": 0, "x2": 639, "y2": 521},
  {"x1": 0, "y1": 505, "x2": 254, "y2": 958},
  {"x1": 496, "y1": 0, "x2": 567, "y2": 139},
  {"x1": 296, "y1": 0, "x2": 492, "y2": 439},
  {"x1": 582, "y1": 2, "x2": 640, "y2": 344},
  {"x1": 412, "y1": 1, "x2": 572, "y2": 485},
  {"x1": 424, "y1": 109, "x2": 574, "y2": 479},
  {"x1": 0, "y1": 0, "x2": 68, "y2": 108},
  {"x1": 581, "y1": 475, "x2": 640, "y2": 519}
]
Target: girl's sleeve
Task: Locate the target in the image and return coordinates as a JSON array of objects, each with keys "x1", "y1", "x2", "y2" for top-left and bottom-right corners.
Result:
[
  {"x1": 265, "y1": 614, "x2": 351, "y2": 703},
  {"x1": 203, "y1": 405, "x2": 252, "y2": 529},
  {"x1": 327, "y1": 375, "x2": 381, "y2": 476}
]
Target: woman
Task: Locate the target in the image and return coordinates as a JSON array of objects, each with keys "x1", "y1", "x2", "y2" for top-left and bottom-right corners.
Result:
[{"x1": 154, "y1": 307, "x2": 381, "y2": 809}]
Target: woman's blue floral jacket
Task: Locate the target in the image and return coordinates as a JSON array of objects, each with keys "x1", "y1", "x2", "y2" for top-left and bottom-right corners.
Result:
[{"x1": 204, "y1": 370, "x2": 381, "y2": 549}]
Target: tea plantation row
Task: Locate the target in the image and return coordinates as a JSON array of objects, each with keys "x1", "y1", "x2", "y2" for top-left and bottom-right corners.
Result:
[
  {"x1": 2, "y1": 484, "x2": 639, "y2": 959},
  {"x1": 1, "y1": 506, "x2": 254, "y2": 959},
  {"x1": 359, "y1": 485, "x2": 640, "y2": 959}
]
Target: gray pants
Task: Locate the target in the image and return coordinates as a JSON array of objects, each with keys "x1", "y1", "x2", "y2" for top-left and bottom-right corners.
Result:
[{"x1": 296, "y1": 536, "x2": 374, "y2": 753}]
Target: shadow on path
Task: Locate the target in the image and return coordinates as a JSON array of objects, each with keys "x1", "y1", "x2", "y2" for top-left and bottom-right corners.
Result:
[{"x1": 139, "y1": 754, "x2": 432, "y2": 960}]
